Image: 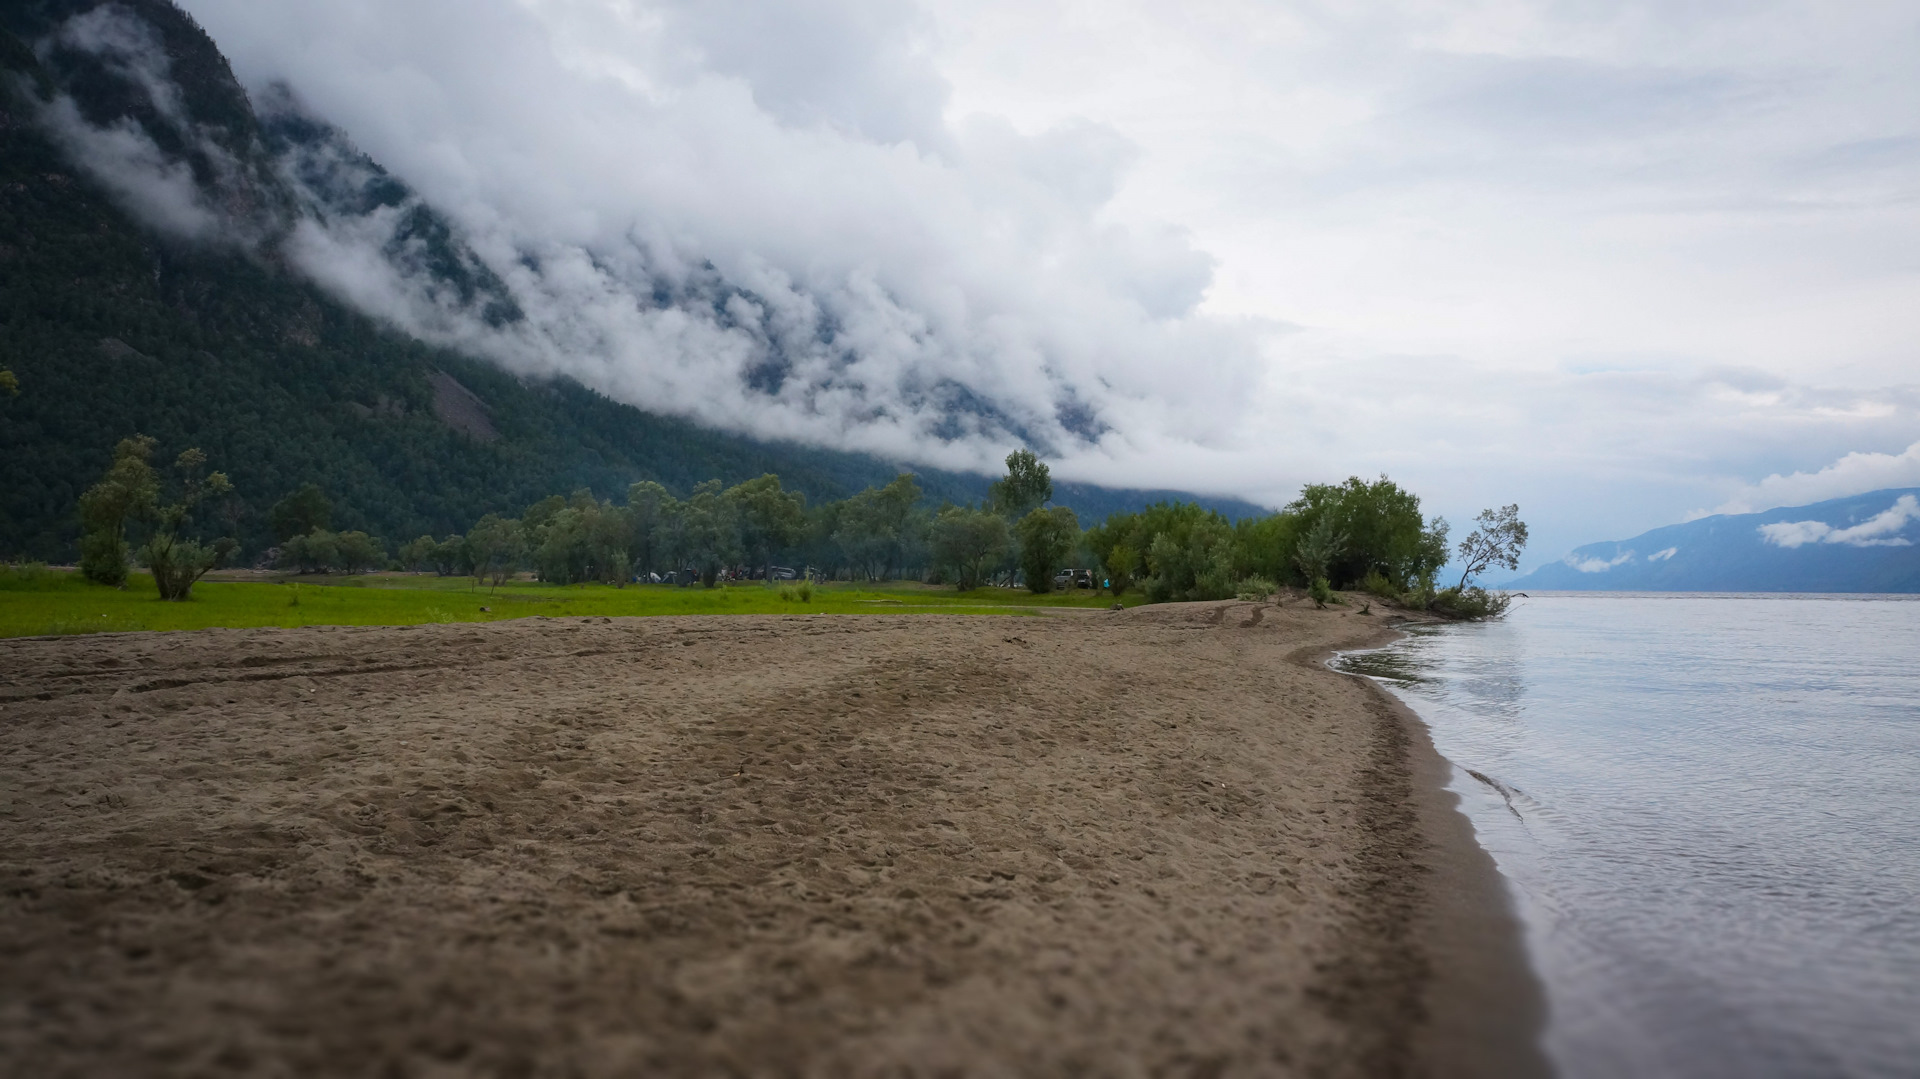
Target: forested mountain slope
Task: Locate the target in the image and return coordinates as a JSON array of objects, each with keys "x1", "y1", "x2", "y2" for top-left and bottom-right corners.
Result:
[
  {"x1": 0, "y1": 0, "x2": 1261, "y2": 560},
  {"x1": 1502, "y1": 488, "x2": 1920, "y2": 593}
]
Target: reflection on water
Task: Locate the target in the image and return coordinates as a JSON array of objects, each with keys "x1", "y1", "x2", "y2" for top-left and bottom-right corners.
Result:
[{"x1": 1337, "y1": 594, "x2": 1920, "y2": 1079}]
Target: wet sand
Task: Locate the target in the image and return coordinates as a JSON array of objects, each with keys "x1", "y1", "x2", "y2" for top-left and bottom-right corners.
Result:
[{"x1": 0, "y1": 600, "x2": 1545, "y2": 1077}]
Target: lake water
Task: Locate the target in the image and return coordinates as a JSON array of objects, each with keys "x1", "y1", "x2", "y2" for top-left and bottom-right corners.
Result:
[{"x1": 1334, "y1": 594, "x2": 1920, "y2": 1079}]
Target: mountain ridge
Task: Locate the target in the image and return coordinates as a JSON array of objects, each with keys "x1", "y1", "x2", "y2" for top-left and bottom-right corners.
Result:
[
  {"x1": 0, "y1": 0, "x2": 1266, "y2": 561},
  {"x1": 1501, "y1": 488, "x2": 1920, "y2": 593}
]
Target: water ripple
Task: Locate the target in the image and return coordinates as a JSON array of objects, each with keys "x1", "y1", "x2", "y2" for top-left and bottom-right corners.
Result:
[{"x1": 1337, "y1": 596, "x2": 1920, "y2": 1079}]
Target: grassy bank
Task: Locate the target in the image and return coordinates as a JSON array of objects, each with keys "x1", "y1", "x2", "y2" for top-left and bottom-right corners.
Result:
[{"x1": 0, "y1": 566, "x2": 1135, "y2": 638}]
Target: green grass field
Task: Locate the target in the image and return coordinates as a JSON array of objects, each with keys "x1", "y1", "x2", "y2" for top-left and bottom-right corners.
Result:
[{"x1": 0, "y1": 565, "x2": 1136, "y2": 638}]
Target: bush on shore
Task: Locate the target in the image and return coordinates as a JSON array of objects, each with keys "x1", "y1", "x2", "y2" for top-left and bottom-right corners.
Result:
[
  {"x1": 1234, "y1": 576, "x2": 1277, "y2": 601},
  {"x1": 1427, "y1": 585, "x2": 1512, "y2": 620}
]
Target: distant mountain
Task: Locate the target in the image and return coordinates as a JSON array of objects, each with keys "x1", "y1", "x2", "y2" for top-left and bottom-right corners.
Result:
[
  {"x1": 1502, "y1": 489, "x2": 1920, "y2": 593},
  {"x1": 0, "y1": 0, "x2": 1264, "y2": 561}
]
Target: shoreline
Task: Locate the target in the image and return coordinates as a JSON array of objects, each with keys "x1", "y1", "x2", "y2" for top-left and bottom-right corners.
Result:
[
  {"x1": 1, "y1": 600, "x2": 1545, "y2": 1075},
  {"x1": 1322, "y1": 624, "x2": 1551, "y2": 1078}
]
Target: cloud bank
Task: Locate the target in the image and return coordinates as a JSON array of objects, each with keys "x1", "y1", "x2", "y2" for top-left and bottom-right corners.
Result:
[
  {"x1": 1758, "y1": 494, "x2": 1919, "y2": 549},
  {"x1": 115, "y1": 0, "x2": 1247, "y2": 480},
  {"x1": 22, "y1": 0, "x2": 1920, "y2": 564},
  {"x1": 1567, "y1": 550, "x2": 1634, "y2": 573},
  {"x1": 1718, "y1": 440, "x2": 1920, "y2": 516}
]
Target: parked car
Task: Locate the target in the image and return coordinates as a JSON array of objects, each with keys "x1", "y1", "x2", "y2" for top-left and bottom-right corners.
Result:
[{"x1": 1052, "y1": 568, "x2": 1096, "y2": 589}]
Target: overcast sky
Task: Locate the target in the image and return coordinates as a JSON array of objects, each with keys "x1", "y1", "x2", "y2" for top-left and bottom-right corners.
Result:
[{"x1": 173, "y1": 0, "x2": 1920, "y2": 567}]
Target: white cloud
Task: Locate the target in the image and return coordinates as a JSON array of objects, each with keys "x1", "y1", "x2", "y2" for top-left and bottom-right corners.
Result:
[
  {"x1": 1567, "y1": 550, "x2": 1634, "y2": 572},
  {"x1": 1756, "y1": 520, "x2": 1832, "y2": 549},
  {"x1": 19, "y1": 0, "x2": 1920, "y2": 562},
  {"x1": 1718, "y1": 440, "x2": 1920, "y2": 515},
  {"x1": 1648, "y1": 546, "x2": 1677, "y2": 561},
  {"x1": 36, "y1": 94, "x2": 220, "y2": 240},
  {"x1": 1758, "y1": 494, "x2": 1919, "y2": 548}
]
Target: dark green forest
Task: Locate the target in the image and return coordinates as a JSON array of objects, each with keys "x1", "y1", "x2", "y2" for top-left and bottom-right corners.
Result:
[{"x1": 0, "y1": 1, "x2": 1260, "y2": 562}]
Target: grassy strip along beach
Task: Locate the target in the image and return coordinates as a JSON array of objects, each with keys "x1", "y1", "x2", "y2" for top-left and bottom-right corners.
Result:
[
  {"x1": 0, "y1": 600, "x2": 1542, "y2": 1076},
  {"x1": 0, "y1": 567, "x2": 1135, "y2": 639}
]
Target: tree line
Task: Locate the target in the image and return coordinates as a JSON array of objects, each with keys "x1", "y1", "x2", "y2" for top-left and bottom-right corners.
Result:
[{"x1": 74, "y1": 436, "x2": 1528, "y2": 614}]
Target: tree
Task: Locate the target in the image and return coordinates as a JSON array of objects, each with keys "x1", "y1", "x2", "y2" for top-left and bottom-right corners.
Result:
[
  {"x1": 834, "y1": 475, "x2": 924, "y2": 581},
  {"x1": 1285, "y1": 476, "x2": 1445, "y2": 589},
  {"x1": 626, "y1": 481, "x2": 679, "y2": 578},
  {"x1": 989, "y1": 449, "x2": 1052, "y2": 519},
  {"x1": 269, "y1": 483, "x2": 332, "y2": 542},
  {"x1": 587, "y1": 501, "x2": 634, "y2": 584},
  {"x1": 1084, "y1": 510, "x2": 1151, "y2": 595},
  {"x1": 398, "y1": 534, "x2": 439, "y2": 572},
  {"x1": 0, "y1": 368, "x2": 17, "y2": 397},
  {"x1": 1015, "y1": 506, "x2": 1080, "y2": 594},
  {"x1": 528, "y1": 496, "x2": 632, "y2": 585},
  {"x1": 930, "y1": 506, "x2": 1010, "y2": 590},
  {"x1": 1143, "y1": 512, "x2": 1235, "y2": 602},
  {"x1": 1455, "y1": 505, "x2": 1528, "y2": 588},
  {"x1": 432, "y1": 535, "x2": 467, "y2": 576},
  {"x1": 138, "y1": 447, "x2": 237, "y2": 601},
  {"x1": 681, "y1": 480, "x2": 742, "y2": 587},
  {"x1": 333, "y1": 531, "x2": 383, "y2": 575},
  {"x1": 280, "y1": 530, "x2": 339, "y2": 575},
  {"x1": 466, "y1": 515, "x2": 524, "y2": 589},
  {"x1": 728, "y1": 474, "x2": 806, "y2": 580},
  {"x1": 78, "y1": 435, "x2": 160, "y2": 586}
]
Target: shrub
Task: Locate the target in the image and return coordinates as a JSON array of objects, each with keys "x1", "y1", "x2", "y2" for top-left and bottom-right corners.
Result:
[
  {"x1": 779, "y1": 582, "x2": 814, "y2": 603},
  {"x1": 0, "y1": 561, "x2": 57, "y2": 588},
  {"x1": 1358, "y1": 569, "x2": 1398, "y2": 599},
  {"x1": 1234, "y1": 576, "x2": 1277, "y2": 601},
  {"x1": 1429, "y1": 585, "x2": 1512, "y2": 620},
  {"x1": 1144, "y1": 516, "x2": 1235, "y2": 602},
  {"x1": 80, "y1": 531, "x2": 131, "y2": 587},
  {"x1": 1308, "y1": 576, "x2": 1334, "y2": 608},
  {"x1": 143, "y1": 534, "x2": 235, "y2": 600}
]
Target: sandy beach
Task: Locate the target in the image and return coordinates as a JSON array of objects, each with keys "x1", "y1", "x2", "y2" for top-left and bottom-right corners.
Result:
[{"x1": 0, "y1": 600, "x2": 1543, "y2": 1077}]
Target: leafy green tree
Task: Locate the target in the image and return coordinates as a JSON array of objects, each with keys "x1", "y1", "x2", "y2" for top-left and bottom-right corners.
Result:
[
  {"x1": 398, "y1": 534, "x2": 438, "y2": 572},
  {"x1": 1015, "y1": 506, "x2": 1080, "y2": 594},
  {"x1": 625, "y1": 481, "x2": 679, "y2": 578},
  {"x1": 280, "y1": 529, "x2": 339, "y2": 574},
  {"x1": 528, "y1": 496, "x2": 632, "y2": 584},
  {"x1": 78, "y1": 435, "x2": 160, "y2": 586},
  {"x1": 1143, "y1": 511, "x2": 1235, "y2": 602},
  {"x1": 269, "y1": 483, "x2": 332, "y2": 543},
  {"x1": 929, "y1": 506, "x2": 1010, "y2": 590},
  {"x1": 834, "y1": 474, "x2": 924, "y2": 581},
  {"x1": 588, "y1": 502, "x2": 634, "y2": 584},
  {"x1": 1455, "y1": 505, "x2": 1528, "y2": 588},
  {"x1": 333, "y1": 530, "x2": 383, "y2": 575},
  {"x1": 0, "y1": 368, "x2": 17, "y2": 397},
  {"x1": 466, "y1": 514, "x2": 524, "y2": 589},
  {"x1": 681, "y1": 480, "x2": 742, "y2": 587},
  {"x1": 1231, "y1": 510, "x2": 1306, "y2": 586},
  {"x1": 139, "y1": 447, "x2": 237, "y2": 601},
  {"x1": 1285, "y1": 476, "x2": 1446, "y2": 589},
  {"x1": 522, "y1": 494, "x2": 570, "y2": 532},
  {"x1": 530, "y1": 506, "x2": 588, "y2": 584},
  {"x1": 432, "y1": 535, "x2": 467, "y2": 576},
  {"x1": 1084, "y1": 510, "x2": 1151, "y2": 595},
  {"x1": 989, "y1": 449, "x2": 1052, "y2": 519},
  {"x1": 728, "y1": 474, "x2": 806, "y2": 580}
]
